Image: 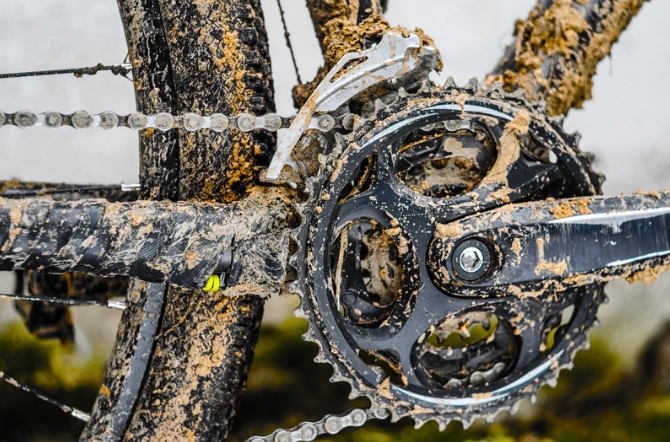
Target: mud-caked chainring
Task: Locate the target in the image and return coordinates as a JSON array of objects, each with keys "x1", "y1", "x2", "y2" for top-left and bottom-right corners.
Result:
[{"x1": 293, "y1": 81, "x2": 606, "y2": 429}]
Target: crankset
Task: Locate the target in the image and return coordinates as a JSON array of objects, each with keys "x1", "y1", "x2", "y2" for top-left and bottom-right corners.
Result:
[{"x1": 265, "y1": 29, "x2": 670, "y2": 432}]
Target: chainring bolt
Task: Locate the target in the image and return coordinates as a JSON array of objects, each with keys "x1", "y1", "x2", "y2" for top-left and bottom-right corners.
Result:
[
  {"x1": 451, "y1": 238, "x2": 493, "y2": 282},
  {"x1": 341, "y1": 114, "x2": 355, "y2": 131},
  {"x1": 459, "y1": 247, "x2": 484, "y2": 273},
  {"x1": 317, "y1": 114, "x2": 335, "y2": 132}
]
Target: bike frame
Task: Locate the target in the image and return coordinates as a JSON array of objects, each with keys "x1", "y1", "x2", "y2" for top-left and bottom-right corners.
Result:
[{"x1": 0, "y1": 0, "x2": 658, "y2": 440}]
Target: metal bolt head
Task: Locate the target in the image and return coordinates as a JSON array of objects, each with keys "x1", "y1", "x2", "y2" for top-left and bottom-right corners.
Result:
[
  {"x1": 451, "y1": 238, "x2": 493, "y2": 282},
  {"x1": 317, "y1": 114, "x2": 335, "y2": 131},
  {"x1": 459, "y1": 246, "x2": 484, "y2": 273}
]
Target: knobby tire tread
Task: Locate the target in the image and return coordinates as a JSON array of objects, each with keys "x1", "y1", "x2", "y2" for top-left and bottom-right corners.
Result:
[{"x1": 82, "y1": 1, "x2": 275, "y2": 440}]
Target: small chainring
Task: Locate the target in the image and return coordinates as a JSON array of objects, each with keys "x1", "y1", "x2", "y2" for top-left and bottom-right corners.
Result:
[{"x1": 294, "y1": 82, "x2": 605, "y2": 429}]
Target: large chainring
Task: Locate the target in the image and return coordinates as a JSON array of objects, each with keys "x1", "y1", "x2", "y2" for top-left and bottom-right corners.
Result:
[{"x1": 294, "y1": 82, "x2": 606, "y2": 429}]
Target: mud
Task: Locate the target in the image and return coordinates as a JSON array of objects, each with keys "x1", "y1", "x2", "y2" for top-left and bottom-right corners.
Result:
[
  {"x1": 81, "y1": 1, "x2": 281, "y2": 440},
  {"x1": 549, "y1": 198, "x2": 592, "y2": 219},
  {"x1": 534, "y1": 238, "x2": 569, "y2": 276},
  {"x1": 626, "y1": 262, "x2": 670, "y2": 285},
  {"x1": 295, "y1": 0, "x2": 439, "y2": 108},
  {"x1": 489, "y1": 0, "x2": 647, "y2": 116},
  {"x1": 479, "y1": 110, "x2": 528, "y2": 197}
]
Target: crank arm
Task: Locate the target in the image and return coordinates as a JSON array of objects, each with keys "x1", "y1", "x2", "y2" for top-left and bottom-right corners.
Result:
[{"x1": 430, "y1": 191, "x2": 670, "y2": 294}]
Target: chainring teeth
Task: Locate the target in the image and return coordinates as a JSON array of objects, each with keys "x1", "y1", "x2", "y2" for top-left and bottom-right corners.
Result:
[{"x1": 290, "y1": 79, "x2": 606, "y2": 429}]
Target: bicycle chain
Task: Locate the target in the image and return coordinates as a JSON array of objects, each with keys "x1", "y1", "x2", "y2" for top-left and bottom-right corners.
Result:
[
  {"x1": 248, "y1": 407, "x2": 390, "y2": 442},
  {"x1": 0, "y1": 83, "x2": 602, "y2": 439},
  {"x1": 0, "y1": 109, "x2": 352, "y2": 133},
  {"x1": 0, "y1": 105, "x2": 383, "y2": 440}
]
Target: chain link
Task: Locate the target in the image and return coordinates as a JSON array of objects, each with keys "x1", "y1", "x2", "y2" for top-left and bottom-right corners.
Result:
[
  {"x1": 1, "y1": 106, "x2": 363, "y2": 440},
  {"x1": 247, "y1": 407, "x2": 390, "y2": 442},
  {"x1": 0, "y1": 109, "x2": 353, "y2": 133}
]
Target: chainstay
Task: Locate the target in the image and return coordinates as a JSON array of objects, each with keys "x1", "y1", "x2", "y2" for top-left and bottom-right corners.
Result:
[
  {"x1": 248, "y1": 407, "x2": 391, "y2": 442},
  {"x1": 0, "y1": 109, "x2": 353, "y2": 133}
]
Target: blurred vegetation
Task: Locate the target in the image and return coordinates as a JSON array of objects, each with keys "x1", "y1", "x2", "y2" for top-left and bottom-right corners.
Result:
[
  {"x1": 0, "y1": 322, "x2": 107, "y2": 441},
  {"x1": 231, "y1": 318, "x2": 670, "y2": 441},
  {"x1": 3, "y1": 316, "x2": 670, "y2": 441}
]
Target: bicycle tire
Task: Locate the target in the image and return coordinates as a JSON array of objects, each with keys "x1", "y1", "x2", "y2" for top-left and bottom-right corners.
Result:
[{"x1": 80, "y1": 0, "x2": 276, "y2": 440}]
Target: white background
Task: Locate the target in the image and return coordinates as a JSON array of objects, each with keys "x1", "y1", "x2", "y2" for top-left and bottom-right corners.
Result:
[{"x1": 0, "y1": 0, "x2": 669, "y2": 363}]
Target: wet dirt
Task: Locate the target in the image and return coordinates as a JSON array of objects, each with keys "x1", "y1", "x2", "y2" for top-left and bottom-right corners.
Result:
[{"x1": 490, "y1": 0, "x2": 647, "y2": 116}]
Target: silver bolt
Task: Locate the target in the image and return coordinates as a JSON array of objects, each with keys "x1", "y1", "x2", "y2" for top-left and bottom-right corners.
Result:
[{"x1": 459, "y1": 246, "x2": 484, "y2": 273}]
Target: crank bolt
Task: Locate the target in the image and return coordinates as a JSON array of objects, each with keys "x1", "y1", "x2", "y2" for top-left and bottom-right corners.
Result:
[
  {"x1": 459, "y1": 247, "x2": 484, "y2": 273},
  {"x1": 451, "y1": 238, "x2": 493, "y2": 282}
]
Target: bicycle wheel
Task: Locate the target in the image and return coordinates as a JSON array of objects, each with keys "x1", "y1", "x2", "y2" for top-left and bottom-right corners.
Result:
[{"x1": 85, "y1": 1, "x2": 276, "y2": 440}]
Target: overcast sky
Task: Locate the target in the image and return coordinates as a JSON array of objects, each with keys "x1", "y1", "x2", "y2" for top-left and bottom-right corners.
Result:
[{"x1": 0, "y1": 1, "x2": 669, "y2": 359}]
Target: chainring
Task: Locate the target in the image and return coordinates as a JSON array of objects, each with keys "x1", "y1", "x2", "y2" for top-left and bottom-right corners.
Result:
[{"x1": 292, "y1": 81, "x2": 606, "y2": 429}]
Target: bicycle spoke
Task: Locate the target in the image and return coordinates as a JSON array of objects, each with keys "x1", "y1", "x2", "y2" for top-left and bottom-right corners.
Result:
[
  {"x1": 0, "y1": 370, "x2": 90, "y2": 423},
  {"x1": 0, "y1": 63, "x2": 131, "y2": 79},
  {"x1": 276, "y1": 0, "x2": 302, "y2": 84},
  {"x1": 0, "y1": 184, "x2": 140, "y2": 198},
  {"x1": 0, "y1": 293, "x2": 126, "y2": 310},
  {"x1": 0, "y1": 181, "x2": 139, "y2": 200}
]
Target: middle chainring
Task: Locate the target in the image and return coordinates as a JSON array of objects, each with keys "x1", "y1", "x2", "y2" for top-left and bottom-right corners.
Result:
[{"x1": 295, "y1": 83, "x2": 606, "y2": 429}]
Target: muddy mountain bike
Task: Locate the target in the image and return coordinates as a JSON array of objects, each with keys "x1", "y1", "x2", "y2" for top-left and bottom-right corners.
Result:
[{"x1": 0, "y1": 0, "x2": 666, "y2": 440}]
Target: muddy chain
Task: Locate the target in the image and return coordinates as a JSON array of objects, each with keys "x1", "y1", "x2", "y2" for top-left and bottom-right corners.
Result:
[
  {"x1": 248, "y1": 407, "x2": 390, "y2": 442},
  {"x1": 0, "y1": 109, "x2": 353, "y2": 133},
  {"x1": 0, "y1": 105, "x2": 384, "y2": 440}
]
